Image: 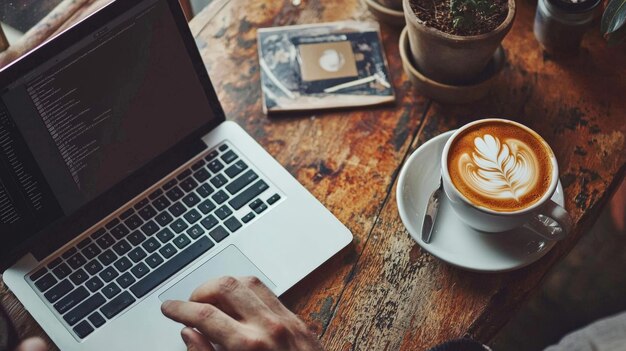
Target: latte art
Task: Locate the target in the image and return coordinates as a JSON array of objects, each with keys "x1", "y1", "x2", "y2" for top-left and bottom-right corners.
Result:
[
  {"x1": 458, "y1": 134, "x2": 540, "y2": 202},
  {"x1": 447, "y1": 120, "x2": 554, "y2": 212}
]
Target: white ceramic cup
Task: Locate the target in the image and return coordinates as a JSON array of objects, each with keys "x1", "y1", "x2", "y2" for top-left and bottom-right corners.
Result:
[{"x1": 441, "y1": 118, "x2": 572, "y2": 240}]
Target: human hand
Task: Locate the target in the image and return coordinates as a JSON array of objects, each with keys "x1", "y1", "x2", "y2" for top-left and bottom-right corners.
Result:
[
  {"x1": 161, "y1": 276, "x2": 324, "y2": 351},
  {"x1": 14, "y1": 337, "x2": 47, "y2": 351}
]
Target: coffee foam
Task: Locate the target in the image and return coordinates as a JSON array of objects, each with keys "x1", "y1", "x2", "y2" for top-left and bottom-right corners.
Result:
[{"x1": 447, "y1": 121, "x2": 553, "y2": 212}]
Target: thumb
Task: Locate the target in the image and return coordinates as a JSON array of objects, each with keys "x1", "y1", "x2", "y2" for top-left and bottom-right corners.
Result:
[
  {"x1": 181, "y1": 327, "x2": 216, "y2": 351},
  {"x1": 15, "y1": 337, "x2": 47, "y2": 351}
]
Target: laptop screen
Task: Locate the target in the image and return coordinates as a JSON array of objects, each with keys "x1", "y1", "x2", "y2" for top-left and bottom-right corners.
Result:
[{"x1": 0, "y1": 0, "x2": 221, "y2": 260}]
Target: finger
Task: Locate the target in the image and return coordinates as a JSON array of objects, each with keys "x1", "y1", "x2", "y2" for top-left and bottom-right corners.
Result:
[
  {"x1": 240, "y1": 276, "x2": 290, "y2": 316},
  {"x1": 15, "y1": 337, "x2": 47, "y2": 351},
  {"x1": 181, "y1": 327, "x2": 216, "y2": 351},
  {"x1": 189, "y1": 276, "x2": 270, "y2": 320},
  {"x1": 161, "y1": 300, "x2": 241, "y2": 348}
]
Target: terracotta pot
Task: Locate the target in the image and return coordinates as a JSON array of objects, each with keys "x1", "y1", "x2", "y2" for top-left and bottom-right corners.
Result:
[{"x1": 403, "y1": 0, "x2": 516, "y2": 84}]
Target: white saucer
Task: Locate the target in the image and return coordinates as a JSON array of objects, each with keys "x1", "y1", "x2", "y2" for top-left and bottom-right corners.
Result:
[{"x1": 396, "y1": 131, "x2": 563, "y2": 272}]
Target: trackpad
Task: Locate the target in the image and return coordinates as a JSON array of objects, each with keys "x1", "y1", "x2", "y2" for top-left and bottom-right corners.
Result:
[{"x1": 158, "y1": 245, "x2": 276, "y2": 302}]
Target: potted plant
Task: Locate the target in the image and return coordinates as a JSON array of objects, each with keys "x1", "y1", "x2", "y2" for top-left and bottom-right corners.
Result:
[{"x1": 403, "y1": 0, "x2": 516, "y2": 84}]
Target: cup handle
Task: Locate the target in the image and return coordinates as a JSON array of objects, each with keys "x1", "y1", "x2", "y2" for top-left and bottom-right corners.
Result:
[{"x1": 522, "y1": 200, "x2": 572, "y2": 241}]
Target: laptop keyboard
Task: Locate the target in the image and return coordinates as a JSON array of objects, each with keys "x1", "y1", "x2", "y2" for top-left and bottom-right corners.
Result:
[{"x1": 27, "y1": 143, "x2": 283, "y2": 340}]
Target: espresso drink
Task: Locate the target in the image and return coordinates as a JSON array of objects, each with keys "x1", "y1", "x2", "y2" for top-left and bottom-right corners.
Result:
[{"x1": 447, "y1": 121, "x2": 554, "y2": 212}]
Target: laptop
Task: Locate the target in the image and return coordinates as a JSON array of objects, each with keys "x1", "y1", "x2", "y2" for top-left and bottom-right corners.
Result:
[{"x1": 0, "y1": 0, "x2": 352, "y2": 349}]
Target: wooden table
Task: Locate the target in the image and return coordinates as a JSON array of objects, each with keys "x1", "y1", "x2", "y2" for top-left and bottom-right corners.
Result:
[{"x1": 2, "y1": 0, "x2": 625, "y2": 350}]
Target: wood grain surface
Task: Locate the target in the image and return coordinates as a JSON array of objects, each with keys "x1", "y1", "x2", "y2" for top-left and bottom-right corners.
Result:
[{"x1": 1, "y1": 0, "x2": 625, "y2": 350}]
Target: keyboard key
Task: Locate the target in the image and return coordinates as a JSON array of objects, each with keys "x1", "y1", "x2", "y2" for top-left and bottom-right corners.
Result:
[
  {"x1": 91, "y1": 228, "x2": 106, "y2": 240},
  {"x1": 129, "y1": 237, "x2": 214, "y2": 298},
  {"x1": 145, "y1": 253, "x2": 164, "y2": 268},
  {"x1": 166, "y1": 187, "x2": 184, "y2": 202},
  {"x1": 105, "y1": 219, "x2": 120, "y2": 230},
  {"x1": 113, "y1": 257, "x2": 132, "y2": 272},
  {"x1": 209, "y1": 226, "x2": 230, "y2": 243},
  {"x1": 249, "y1": 199, "x2": 263, "y2": 209},
  {"x1": 224, "y1": 217, "x2": 242, "y2": 232},
  {"x1": 224, "y1": 160, "x2": 248, "y2": 178},
  {"x1": 54, "y1": 286, "x2": 88, "y2": 314},
  {"x1": 184, "y1": 209, "x2": 201, "y2": 224},
  {"x1": 242, "y1": 212, "x2": 255, "y2": 223},
  {"x1": 187, "y1": 225, "x2": 205, "y2": 239},
  {"x1": 44, "y1": 279, "x2": 73, "y2": 303},
  {"x1": 141, "y1": 220, "x2": 159, "y2": 236},
  {"x1": 112, "y1": 240, "x2": 131, "y2": 256},
  {"x1": 168, "y1": 202, "x2": 186, "y2": 217},
  {"x1": 138, "y1": 205, "x2": 157, "y2": 221},
  {"x1": 210, "y1": 174, "x2": 228, "y2": 188},
  {"x1": 198, "y1": 199, "x2": 216, "y2": 214},
  {"x1": 131, "y1": 262, "x2": 149, "y2": 279},
  {"x1": 159, "y1": 244, "x2": 177, "y2": 259},
  {"x1": 85, "y1": 260, "x2": 103, "y2": 275},
  {"x1": 62, "y1": 248, "x2": 77, "y2": 260},
  {"x1": 64, "y1": 293, "x2": 105, "y2": 326},
  {"x1": 267, "y1": 193, "x2": 281, "y2": 205},
  {"x1": 149, "y1": 189, "x2": 163, "y2": 200},
  {"x1": 182, "y1": 193, "x2": 200, "y2": 207},
  {"x1": 88, "y1": 312, "x2": 106, "y2": 328},
  {"x1": 35, "y1": 273, "x2": 57, "y2": 292},
  {"x1": 98, "y1": 250, "x2": 117, "y2": 266},
  {"x1": 96, "y1": 233, "x2": 115, "y2": 249},
  {"x1": 77, "y1": 237, "x2": 91, "y2": 249},
  {"x1": 128, "y1": 247, "x2": 147, "y2": 263},
  {"x1": 30, "y1": 268, "x2": 47, "y2": 281},
  {"x1": 254, "y1": 203, "x2": 268, "y2": 214},
  {"x1": 180, "y1": 178, "x2": 198, "y2": 193},
  {"x1": 120, "y1": 208, "x2": 135, "y2": 220},
  {"x1": 200, "y1": 215, "x2": 218, "y2": 230},
  {"x1": 83, "y1": 243, "x2": 101, "y2": 260},
  {"x1": 205, "y1": 150, "x2": 218, "y2": 161},
  {"x1": 48, "y1": 257, "x2": 63, "y2": 269},
  {"x1": 229, "y1": 180, "x2": 269, "y2": 210},
  {"x1": 110, "y1": 224, "x2": 130, "y2": 240},
  {"x1": 153, "y1": 196, "x2": 171, "y2": 211},
  {"x1": 219, "y1": 144, "x2": 229, "y2": 151},
  {"x1": 85, "y1": 277, "x2": 104, "y2": 292},
  {"x1": 52, "y1": 263, "x2": 71, "y2": 280},
  {"x1": 69, "y1": 269, "x2": 89, "y2": 285},
  {"x1": 212, "y1": 190, "x2": 229, "y2": 204},
  {"x1": 196, "y1": 184, "x2": 214, "y2": 198},
  {"x1": 134, "y1": 198, "x2": 149, "y2": 210},
  {"x1": 142, "y1": 238, "x2": 161, "y2": 253},
  {"x1": 73, "y1": 320, "x2": 94, "y2": 339},
  {"x1": 220, "y1": 150, "x2": 237, "y2": 164},
  {"x1": 101, "y1": 291, "x2": 136, "y2": 319},
  {"x1": 128, "y1": 231, "x2": 146, "y2": 246},
  {"x1": 101, "y1": 282, "x2": 121, "y2": 299},
  {"x1": 155, "y1": 211, "x2": 174, "y2": 226},
  {"x1": 67, "y1": 253, "x2": 86, "y2": 270},
  {"x1": 116, "y1": 272, "x2": 136, "y2": 289},
  {"x1": 124, "y1": 215, "x2": 143, "y2": 231},
  {"x1": 99, "y1": 267, "x2": 119, "y2": 282},
  {"x1": 163, "y1": 179, "x2": 177, "y2": 190},
  {"x1": 156, "y1": 228, "x2": 175, "y2": 243},
  {"x1": 215, "y1": 206, "x2": 232, "y2": 220},
  {"x1": 171, "y1": 218, "x2": 188, "y2": 234},
  {"x1": 226, "y1": 170, "x2": 258, "y2": 195},
  {"x1": 177, "y1": 169, "x2": 192, "y2": 181},
  {"x1": 191, "y1": 159, "x2": 206, "y2": 171},
  {"x1": 207, "y1": 159, "x2": 224, "y2": 173},
  {"x1": 193, "y1": 168, "x2": 210, "y2": 182},
  {"x1": 173, "y1": 234, "x2": 191, "y2": 249}
]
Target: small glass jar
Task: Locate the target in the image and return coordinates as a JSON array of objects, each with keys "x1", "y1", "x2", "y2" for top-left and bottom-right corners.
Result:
[{"x1": 534, "y1": 0, "x2": 601, "y2": 54}]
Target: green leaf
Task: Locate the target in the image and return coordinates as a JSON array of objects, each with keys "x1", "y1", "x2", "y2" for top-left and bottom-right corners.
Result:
[{"x1": 602, "y1": 0, "x2": 626, "y2": 35}]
